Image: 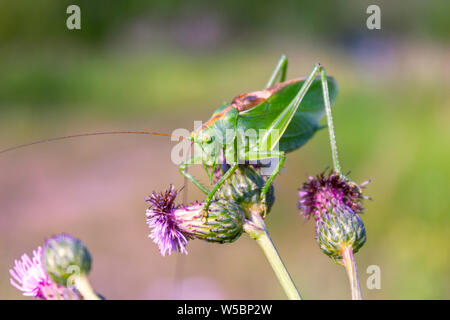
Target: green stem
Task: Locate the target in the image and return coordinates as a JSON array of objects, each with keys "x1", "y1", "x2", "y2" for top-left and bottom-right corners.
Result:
[
  {"x1": 74, "y1": 275, "x2": 100, "y2": 300},
  {"x1": 342, "y1": 246, "x2": 362, "y2": 300},
  {"x1": 320, "y1": 68, "x2": 341, "y2": 173},
  {"x1": 244, "y1": 213, "x2": 302, "y2": 300}
]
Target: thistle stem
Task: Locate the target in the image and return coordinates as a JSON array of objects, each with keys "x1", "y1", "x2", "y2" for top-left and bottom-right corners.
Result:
[
  {"x1": 320, "y1": 68, "x2": 341, "y2": 174},
  {"x1": 244, "y1": 213, "x2": 302, "y2": 300},
  {"x1": 342, "y1": 246, "x2": 362, "y2": 300},
  {"x1": 74, "y1": 275, "x2": 100, "y2": 300}
]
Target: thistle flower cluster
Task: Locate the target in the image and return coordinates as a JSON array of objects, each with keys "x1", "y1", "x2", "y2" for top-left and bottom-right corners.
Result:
[
  {"x1": 10, "y1": 246, "x2": 80, "y2": 300},
  {"x1": 298, "y1": 171, "x2": 369, "y2": 264},
  {"x1": 146, "y1": 165, "x2": 274, "y2": 256}
]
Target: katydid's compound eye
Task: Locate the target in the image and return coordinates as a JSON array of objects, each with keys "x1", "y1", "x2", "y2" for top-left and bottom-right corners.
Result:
[{"x1": 203, "y1": 134, "x2": 212, "y2": 143}]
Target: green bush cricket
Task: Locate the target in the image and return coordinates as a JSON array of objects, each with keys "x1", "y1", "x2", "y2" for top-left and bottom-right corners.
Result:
[{"x1": 180, "y1": 55, "x2": 338, "y2": 215}]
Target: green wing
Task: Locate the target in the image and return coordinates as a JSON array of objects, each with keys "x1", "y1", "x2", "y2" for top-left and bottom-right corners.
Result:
[{"x1": 236, "y1": 76, "x2": 338, "y2": 153}]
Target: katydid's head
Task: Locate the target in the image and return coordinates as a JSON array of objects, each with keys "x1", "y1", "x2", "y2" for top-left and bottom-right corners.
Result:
[{"x1": 190, "y1": 127, "x2": 221, "y2": 166}]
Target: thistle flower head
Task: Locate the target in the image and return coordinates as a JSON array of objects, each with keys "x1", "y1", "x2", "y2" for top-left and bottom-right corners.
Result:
[
  {"x1": 146, "y1": 185, "x2": 245, "y2": 256},
  {"x1": 9, "y1": 246, "x2": 79, "y2": 299},
  {"x1": 43, "y1": 234, "x2": 92, "y2": 286},
  {"x1": 298, "y1": 171, "x2": 368, "y2": 221},
  {"x1": 298, "y1": 171, "x2": 370, "y2": 264}
]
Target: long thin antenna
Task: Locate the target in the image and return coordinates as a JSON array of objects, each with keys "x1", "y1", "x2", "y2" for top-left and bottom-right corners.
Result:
[{"x1": 0, "y1": 130, "x2": 185, "y2": 155}]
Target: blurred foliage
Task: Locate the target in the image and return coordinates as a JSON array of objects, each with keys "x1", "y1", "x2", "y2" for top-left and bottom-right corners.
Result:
[{"x1": 0, "y1": 0, "x2": 449, "y2": 45}]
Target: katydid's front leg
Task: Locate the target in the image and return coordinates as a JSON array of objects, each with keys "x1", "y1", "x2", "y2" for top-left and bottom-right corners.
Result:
[
  {"x1": 203, "y1": 162, "x2": 239, "y2": 214},
  {"x1": 179, "y1": 155, "x2": 209, "y2": 195}
]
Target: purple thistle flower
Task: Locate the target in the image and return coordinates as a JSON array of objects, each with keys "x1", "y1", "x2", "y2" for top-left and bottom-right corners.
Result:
[
  {"x1": 146, "y1": 185, "x2": 245, "y2": 256},
  {"x1": 9, "y1": 246, "x2": 79, "y2": 299},
  {"x1": 146, "y1": 185, "x2": 189, "y2": 256},
  {"x1": 298, "y1": 171, "x2": 369, "y2": 222}
]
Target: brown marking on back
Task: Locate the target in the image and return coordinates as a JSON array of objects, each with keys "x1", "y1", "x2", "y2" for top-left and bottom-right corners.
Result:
[
  {"x1": 196, "y1": 76, "x2": 310, "y2": 134},
  {"x1": 232, "y1": 91, "x2": 272, "y2": 112},
  {"x1": 201, "y1": 105, "x2": 234, "y2": 129},
  {"x1": 231, "y1": 77, "x2": 307, "y2": 112}
]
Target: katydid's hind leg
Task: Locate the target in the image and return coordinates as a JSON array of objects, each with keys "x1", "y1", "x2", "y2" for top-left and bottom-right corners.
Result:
[
  {"x1": 257, "y1": 63, "x2": 322, "y2": 153},
  {"x1": 319, "y1": 66, "x2": 341, "y2": 174},
  {"x1": 265, "y1": 55, "x2": 288, "y2": 89},
  {"x1": 203, "y1": 162, "x2": 239, "y2": 215},
  {"x1": 259, "y1": 64, "x2": 325, "y2": 201}
]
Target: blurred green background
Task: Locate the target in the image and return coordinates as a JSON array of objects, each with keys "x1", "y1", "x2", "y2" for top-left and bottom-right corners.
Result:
[{"x1": 0, "y1": 0, "x2": 449, "y2": 299}]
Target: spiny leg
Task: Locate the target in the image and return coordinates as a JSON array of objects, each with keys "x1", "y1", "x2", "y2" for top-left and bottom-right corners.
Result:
[
  {"x1": 203, "y1": 162, "x2": 239, "y2": 215},
  {"x1": 246, "y1": 64, "x2": 326, "y2": 210},
  {"x1": 319, "y1": 65, "x2": 341, "y2": 174},
  {"x1": 258, "y1": 64, "x2": 334, "y2": 198},
  {"x1": 265, "y1": 55, "x2": 288, "y2": 89},
  {"x1": 260, "y1": 64, "x2": 328, "y2": 188},
  {"x1": 179, "y1": 155, "x2": 209, "y2": 195}
]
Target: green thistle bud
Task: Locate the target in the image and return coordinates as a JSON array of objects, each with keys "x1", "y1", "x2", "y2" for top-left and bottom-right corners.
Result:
[
  {"x1": 214, "y1": 165, "x2": 275, "y2": 217},
  {"x1": 316, "y1": 207, "x2": 366, "y2": 265},
  {"x1": 43, "y1": 234, "x2": 92, "y2": 286},
  {"x1": 179, "y1": 199, "x2": 246, "y2": 243}
]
